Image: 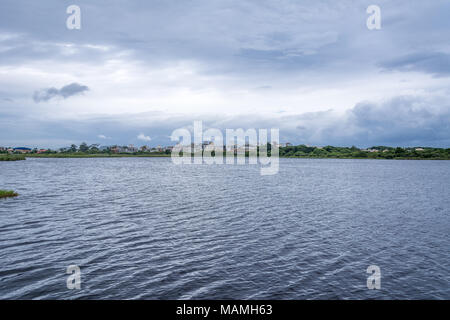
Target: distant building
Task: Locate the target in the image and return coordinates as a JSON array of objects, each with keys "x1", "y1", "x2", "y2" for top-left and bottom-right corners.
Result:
[
  {"x1": 202, "y1": 141, "x2": 213, "y2": 150},
  {"x1": 13, "y1": 147, "x2": 32, "y2": 153},
  {"x1": 110, "y1": 146, "x2": 119, "y2": 153},
  {"x1": 128, "y1": 145, "x2": 138, "y2": 153},
  {"x1": 111, "y1": 146, "x2": 135, "y2": 153},
  {"x1": 415, "y1": 148, "x2": 425, "y2": 151}
]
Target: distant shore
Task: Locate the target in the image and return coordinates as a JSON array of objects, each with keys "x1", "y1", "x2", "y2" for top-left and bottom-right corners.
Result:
[
  {"x1": 25, "y1": 153, "x2": 169, "y2": 158},
  {"x1": 0, "y1": 155, "x2": 25, "y2": 161},
  {"x1": 2, "y1": 145, "x2": 449, "y2": 161},
  {"x1": 19, "y1": 153, "x2": 450, "y2": 160}
]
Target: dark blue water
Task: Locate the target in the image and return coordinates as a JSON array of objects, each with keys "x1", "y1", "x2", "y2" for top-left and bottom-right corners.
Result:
[{"x1": 0, "y1": 158, "x2": 448, "y2": 299}]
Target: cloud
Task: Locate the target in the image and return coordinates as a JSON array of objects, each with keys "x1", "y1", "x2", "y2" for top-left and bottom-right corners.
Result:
[
  {"x1": 380, "y1": 52, "x2": 450, "y2": 77},
  {"x1": 137, "y1": 133, "x2": 151, "y2": 142},
  {"x1": 33, "y1": 82, "x2": 89, "y2": 103},
  {"x1": 2, "y1": 95, "x2": 448, "y2": 148},
  {"x1": 282, "y1": 96, "x2": 450, "y2": 147},
  {"x1": 97, "y1": 134, "x2": 109, "y2": 139},
  {"x1": 1, "y1": 1, "x2": 450, "y2": 148}
]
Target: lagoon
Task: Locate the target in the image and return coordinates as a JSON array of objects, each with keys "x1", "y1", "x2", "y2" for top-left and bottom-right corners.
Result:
[{"x1": 0, "y1": 157, "x2": 449, "y2": 299}]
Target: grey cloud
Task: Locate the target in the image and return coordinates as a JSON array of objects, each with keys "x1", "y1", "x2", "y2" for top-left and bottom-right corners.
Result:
[
  {"x1": 204, "y1": 96, "x2": 450, "y2": 147},
  {"x1": 285, "y1": 96, "x2": 450, "y2": 147},
  {"x1": 0, "y1": 0, "x2": 449, "y2": 82},
  {"x1": 1, "y1": 1, "x2": 450, "y2": 148},
  {"x1": 33, "y1": 83, "x2": 89, "y2": 103},
  {"x1": 1, "y1": 95, "x2": 449, "y2": 148},
  {"x1": 380, "y1": 52, "x2": 450, "y2": 77},
  {"x1": 0, "y1": 0, "x2": 434, "y2": 76}
]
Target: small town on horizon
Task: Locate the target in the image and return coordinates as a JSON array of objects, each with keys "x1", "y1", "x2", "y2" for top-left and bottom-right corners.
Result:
[
  {"x1": 0, "y1": 142, "x2": 445, "y2": 156},
  {"x1": 2, "y1": 141, "x2": 291, "y2": 155}
]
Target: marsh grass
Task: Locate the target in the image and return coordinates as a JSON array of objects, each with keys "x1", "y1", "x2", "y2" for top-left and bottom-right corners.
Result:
[
  {"x1": 0, "y1": 190, "x2": 18, "y2": 198},
  {"x1": 0, "y1": 154, "x2": 26, "y2": 161}
]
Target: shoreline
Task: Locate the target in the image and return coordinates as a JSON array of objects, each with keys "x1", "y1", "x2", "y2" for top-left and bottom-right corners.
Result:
[
  {"x1": 19, "y1": 153, "x2": 450, "y2": 160},
  {"x1": 0, "y1": 155, "x2": 26, "y2": 161}
]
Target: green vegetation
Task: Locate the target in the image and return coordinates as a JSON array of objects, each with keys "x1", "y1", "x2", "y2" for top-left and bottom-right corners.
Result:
[
  {"x1": 279, "y1": 145, "x2": 450, "y2": 160},
  {"x1": 26, "y1": 153, "x2": 170, "y2": 158},
  {"x1": 166, "y1": 144, "x2": 450, "y2": 160},
  {"x1": 1, "y1": 142, "x2": 172, "y2": 159},
  {"x1": 0, "y1": 154, "x2": 26, "y2": 161},
  {"x1": 2, "y1": 143, "x2": 449, "y2": 160},
  {"x1": 0, "y1": 190, "x2": 18, "y2": 198}
]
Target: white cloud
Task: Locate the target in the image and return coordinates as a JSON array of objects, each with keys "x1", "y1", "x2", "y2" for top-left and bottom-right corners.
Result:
[
  {"x1": 97, "y1": 134, "x2": 109, "y2": 139},
  {"x1": 137, "y1": 133, "x2": 151, "y2": 141}
]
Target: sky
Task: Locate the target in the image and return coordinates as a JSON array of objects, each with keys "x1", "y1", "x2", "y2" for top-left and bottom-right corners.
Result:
[{"x1": 0, "y1": 0, "x2": 449, "y2": 148}]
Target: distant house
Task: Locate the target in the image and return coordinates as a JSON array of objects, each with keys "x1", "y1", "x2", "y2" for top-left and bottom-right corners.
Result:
[
  {"x1": 415, "y1": 148, "x2": 425, "y2": 151},
  {"x1": 13, "y1": 147, "x2": 32, "y2": 153},
  {"x1": 37, "y1": 149, "x2": 48, "y2": 154},
  {"x1": 127, "y1": 145, "x2": 138, "y2": 153},
  {"x1": 110, "y1": 146, "x2": 119, "y2": 153},
  {"x1": 225, "y1": 145, "x2": 235, "y2": 152},
  {"x1": 110, "y1": 145, "x2": 138, "y2": 153},
  {"x1": 202, "y1": 141, "x2": 213, "y2": 150}
]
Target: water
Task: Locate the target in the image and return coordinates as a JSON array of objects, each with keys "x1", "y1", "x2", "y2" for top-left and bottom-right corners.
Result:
[{"x1": 0, "y1": 157, "x2": 448, "y2": 299}]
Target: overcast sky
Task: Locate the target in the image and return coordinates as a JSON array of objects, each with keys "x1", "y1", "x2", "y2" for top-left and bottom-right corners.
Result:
[{"x1": 1, "y1": 0, "x2": 449, "y2": 148}]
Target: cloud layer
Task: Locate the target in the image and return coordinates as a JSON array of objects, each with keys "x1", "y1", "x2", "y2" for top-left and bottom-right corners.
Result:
[
  {"x1": 0, "y1": 0, "x2": 449, "y2": 147},
  {"x1": 1, "y1": 95, "x2": 449, "y2": 148}
]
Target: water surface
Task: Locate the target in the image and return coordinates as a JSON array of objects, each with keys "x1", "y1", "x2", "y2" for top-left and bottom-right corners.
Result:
[{"x1": 0, "y1": 158, "x2": 448, "y2": 299}]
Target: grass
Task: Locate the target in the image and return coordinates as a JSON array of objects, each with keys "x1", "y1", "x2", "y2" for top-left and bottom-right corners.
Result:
[
  {"x1": 0, "y1": 190, "x2": 18, "y2": 199},
  {"x1": 0, "y1": 154, "x2": 26, "y2": 161}
]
